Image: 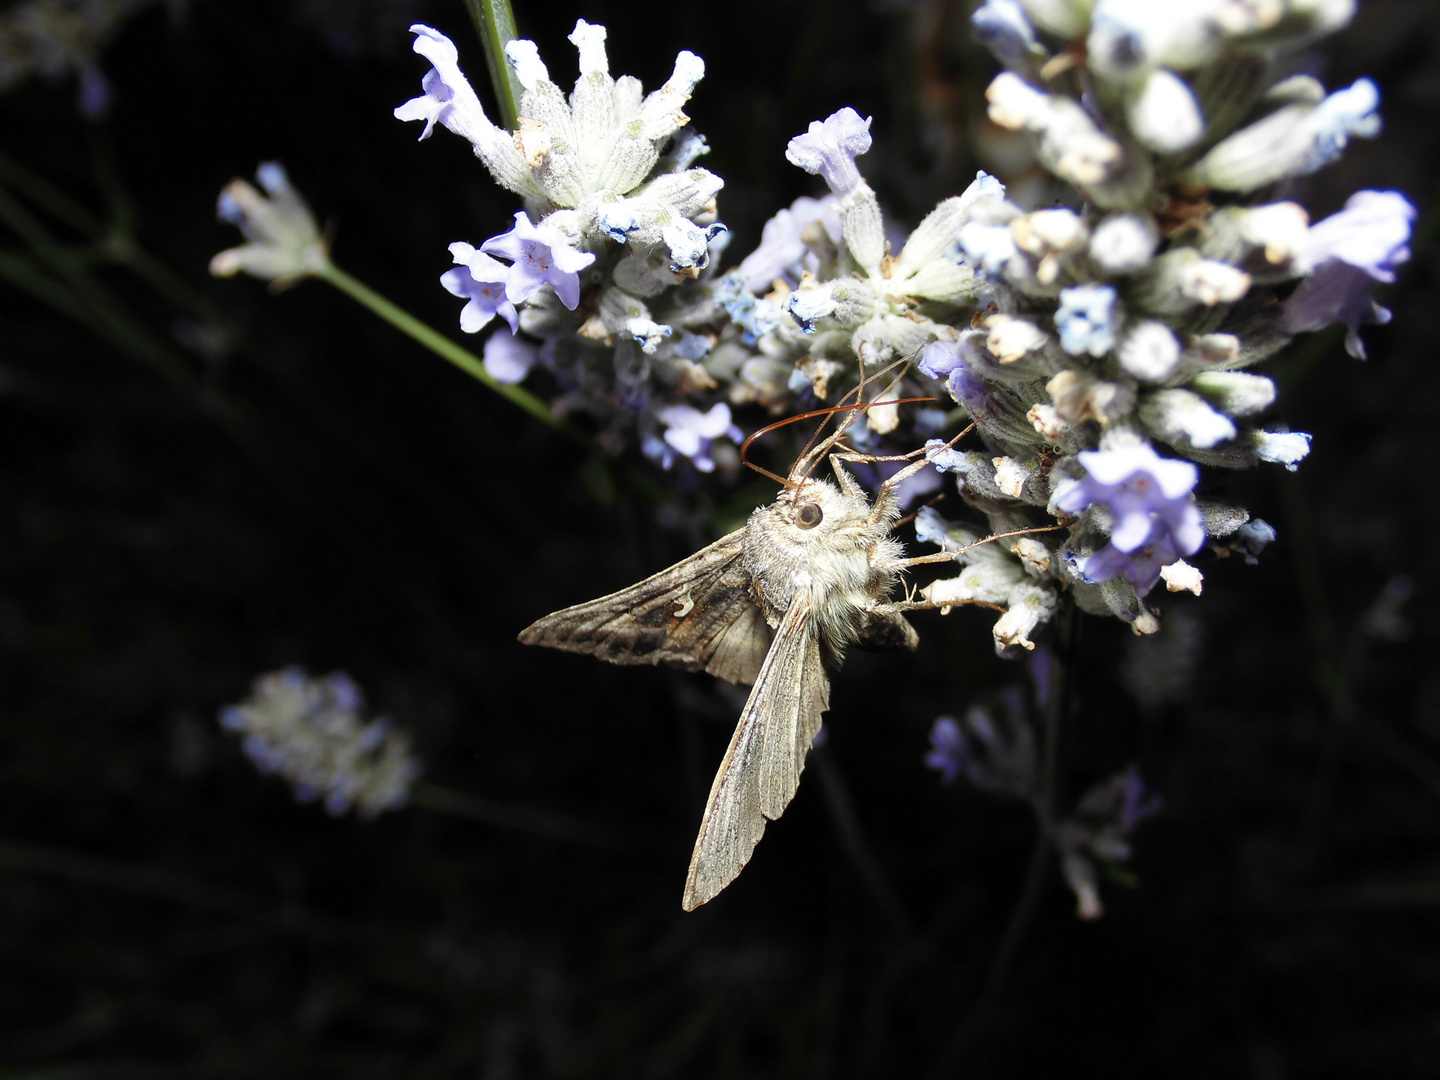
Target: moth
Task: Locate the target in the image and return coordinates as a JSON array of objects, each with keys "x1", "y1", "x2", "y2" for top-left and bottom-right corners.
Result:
[{"x1": 519, "y1": 413, "x2": 948, "y2": 910}]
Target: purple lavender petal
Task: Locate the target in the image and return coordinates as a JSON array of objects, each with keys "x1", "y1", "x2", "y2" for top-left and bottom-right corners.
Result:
[
  {"x1": 924, "y1": 716, "x2": 968, "y2": 784},
  {"x1": 785, "y1": 108, "x2": 873, "y2": 200},
  {"x1": 482, "y1": 212, "x2": 595, "y2": 310},
  {"x1": 1282, "y1": 261, "x2": 1392, "y2": 360}
]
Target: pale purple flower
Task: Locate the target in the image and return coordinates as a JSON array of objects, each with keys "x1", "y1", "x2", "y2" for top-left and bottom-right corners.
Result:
[
  {"x1": 924, "y1": 717, "x2": 967, "y2": 784},
  {"x1": 919, "y1": 340, "x2": 991, "y2": 418},
  {"x1": 735, "y1": 195, "x2": 842, "y2": 292},
  {"x1": 1055, "y1": 284, "x2": 1120, "y2": 357},
  {"x1": 785, "y1": 108, "x2": 873, "y2": 200},
  {"x1": 1054, "y1": 443, "x2": 1204, "y2": 594},
  {"x1": 441, "y1": 242, "x2": 518, "y2": 333},
  {"x1": 1082, "y1": 532, "x2": 1190, "y2": 592},
  {"x1": 926, "y1": 694, "x2": 1037, "y2": 796},
  {"x1": 481, "y1": 212, "x2": 596, "y2": 310},
  {"x1": 483, "y1": 333, "x2": 541, "y2": 384},
  {"x1": 1304, "y1": 79, "x2": 1382, "y2": 174},
  {"x1": 1283, "y1": 190, "x2": 1415, "y2": 359},
  {"x1": 918, "y1": 340, "x2": 966, "y2": 380},
  {"x1": 1298, "y1": 190, "x2": 1414, "y2": 282},
  {"x1": 650, "y1": 403, "x2": 742, "y2": 472},
  {"x1": 393, "y1": 24, "x2": 491, "y2": 144}
]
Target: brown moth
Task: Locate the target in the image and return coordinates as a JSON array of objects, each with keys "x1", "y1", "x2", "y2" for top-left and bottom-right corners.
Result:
[{"x1": 518, "y1": 420, "x2": 940, "y2": 910}]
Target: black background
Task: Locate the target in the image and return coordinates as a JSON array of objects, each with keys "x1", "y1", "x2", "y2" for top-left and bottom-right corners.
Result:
[{"x1": 2, "y1": 0, "x2": 1438, "y2": 1076}]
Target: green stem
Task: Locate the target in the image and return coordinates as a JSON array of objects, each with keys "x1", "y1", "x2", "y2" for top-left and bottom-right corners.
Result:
[
  {"x1": 316, "y1": 262, "x2": 596, "y2": 452},
  {"x1": 463, "y1": 0, "x2": 522, "y2": 131}
]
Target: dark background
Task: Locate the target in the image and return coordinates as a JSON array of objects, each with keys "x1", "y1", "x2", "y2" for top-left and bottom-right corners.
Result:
[{"x1": 2, "y1": 0, "x2": 1438, "y2": 1076}]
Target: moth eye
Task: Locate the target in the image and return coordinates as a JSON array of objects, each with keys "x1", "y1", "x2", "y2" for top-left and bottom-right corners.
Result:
[{"x1": 795, "y1": 502, "x2": 823, "y2": 530}]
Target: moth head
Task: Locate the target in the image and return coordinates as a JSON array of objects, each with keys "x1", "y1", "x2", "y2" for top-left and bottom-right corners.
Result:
[{"x1": 778, "y1": 478, "x2": 869, "y2": 537}]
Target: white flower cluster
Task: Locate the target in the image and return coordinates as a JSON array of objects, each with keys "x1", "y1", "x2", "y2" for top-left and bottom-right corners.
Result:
[
  {"x1": 397, "y1": 21, "x2": 735, "y2": 460},
  {"x1": 884, "y1": 0, "x2": 1412, "y2": 641},
  {"x1": 383, "y1": 4, "x2": 1410, "y2": 643},
  {"x1": 219, "y1": 668, "x2": 420, "y2": 819}
]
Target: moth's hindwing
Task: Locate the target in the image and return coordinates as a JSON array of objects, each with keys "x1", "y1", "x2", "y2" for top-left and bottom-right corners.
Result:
[
  {"x1": 682, "y1": 596, "x2": 830, "y2": 911},
  {"x1": 517, "y1": 529, "x2": 772, "y2": 686}
]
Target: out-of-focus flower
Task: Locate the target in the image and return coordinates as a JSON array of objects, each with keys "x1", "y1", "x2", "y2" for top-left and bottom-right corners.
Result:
[
  {"x1": 1055, "y1": 284, "x2": 1120, "y2": 357},
  {"x1": 923, "y1": 692, "x2": 1036, "y2": 796},
  {"x1": 481, "y1": 211, "x2": 596, "y2": 310},
  {"x1": 647, "y1": 403, "x2": 742, "y2": 472},
  {"x1": 924, "y1": 716, "x2": 968, "y2": 784},
  {"x1": 1056, "y1": 764, "x2": 1163, "y2": 919},
  {"x1": 210, "y1": 163, "x2": 329, "y2": 287},
  {"x1": 219, "y1": 668, "x2": 420, "y2": 818},
  {"x1": 1186, "y1": 77, "x2": 1381, "y2": 192},
  {"x1": 483, "y1": 332, "x2": 541, "y2": 384},
  {"x1": 734, "y1": 195, "x2": 841, "y2": 293},
  {"x1": 1283, "y1": 189, "x2": 1415, "y2": 358}
]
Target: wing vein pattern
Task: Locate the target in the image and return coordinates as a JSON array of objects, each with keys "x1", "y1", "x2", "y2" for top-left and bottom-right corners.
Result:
[
  {"x1": 682, "y1": 596, "x2": 830, "y2": 910},
  {"x1": 517, "y1": 530, "x2": 770, "y2": 686}
]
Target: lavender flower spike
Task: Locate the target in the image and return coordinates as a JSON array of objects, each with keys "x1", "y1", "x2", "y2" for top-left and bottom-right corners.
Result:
[
  {"x1": 441, "y1": 243, "x2": 518, "y2": 334},
  {"x1": 785, "y1": 108, "x2": 872, "y2": 201},
  {"x1": 481, "y1": 212, "x2": 596, "y2": 310}
]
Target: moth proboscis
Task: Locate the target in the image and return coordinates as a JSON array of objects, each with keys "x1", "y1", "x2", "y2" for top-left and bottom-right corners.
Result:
[{"x1": 519, "y1": 403, "x2": 966, "y2": 910}]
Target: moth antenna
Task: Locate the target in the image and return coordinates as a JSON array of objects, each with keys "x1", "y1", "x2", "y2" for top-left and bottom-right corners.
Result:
[
  {"x1": 743, "y1": 361, "x2": 933, "y2": 489},
  {"x1": 737, "y1": 394, "x2": 938, "y2": 483},
  {"x1": 792, "y1": 352, "x2": 916, "y2": 484}
]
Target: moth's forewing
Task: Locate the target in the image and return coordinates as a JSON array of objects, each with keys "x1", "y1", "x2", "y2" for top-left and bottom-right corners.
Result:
[
  {"x1": 518, "y1": 529, "x2": 771, "y2": 686},
  {"x1": 682, "y1": 596, "x2": 830, "y2": 911}
]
